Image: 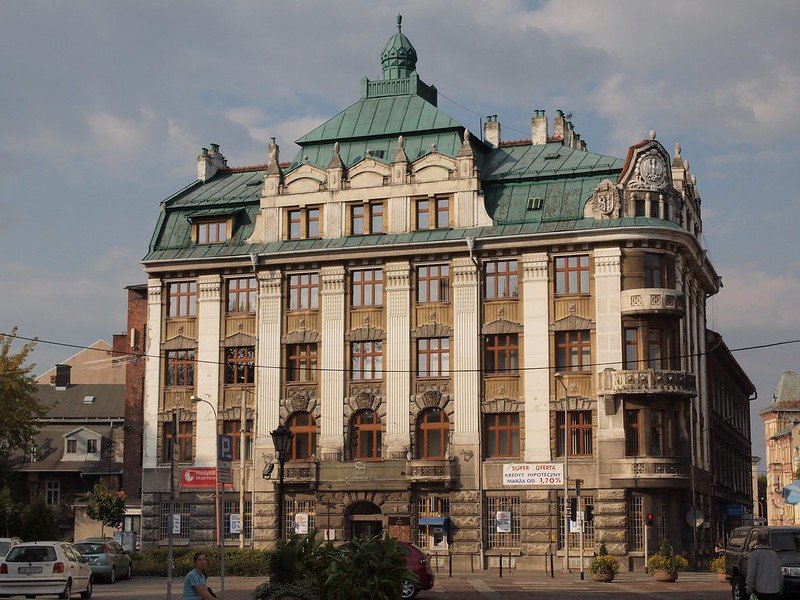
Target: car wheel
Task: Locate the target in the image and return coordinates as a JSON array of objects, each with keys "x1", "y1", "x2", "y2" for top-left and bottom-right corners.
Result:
[
  {"x1": 124, "y1": 563, "x2": 132, "y2": 580},
  {"x1": 80, "y1": 578, "x2": 93, "y2": 599},
  {"x1": 108, "y1": 567, "x2": 116, "y2": 584},
  {"x1": 59, "y1": 579, "x2": 72, "y2": 599},
  {"x1": 731, "y1": 575, "x2": 746, "y2": 600},
  {"x1": 400, "y1": 579, "x2": 418, "y2": 600}
]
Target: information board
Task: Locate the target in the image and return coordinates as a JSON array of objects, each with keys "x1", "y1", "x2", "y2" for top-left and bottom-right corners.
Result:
[{"x1": 502, "y1": 463, "x2": 564, "y2": 486}]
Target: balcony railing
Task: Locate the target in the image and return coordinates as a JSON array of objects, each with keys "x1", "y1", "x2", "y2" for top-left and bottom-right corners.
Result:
[
  {"x1": 599, "y1": 368, "x2": 696, "y2": 396},
  {"x1": 283, "y1": 461, "x2": 319, "y2": 485},
  {"x1": 620, "y1": 288, "x2": 684, "y2": 316},
  {"x1": 405, "y1": 459, "x2": 456, "y2": 485},
  {"x1": 610, "y1": 457, "x2": 690, "y2": 482}
]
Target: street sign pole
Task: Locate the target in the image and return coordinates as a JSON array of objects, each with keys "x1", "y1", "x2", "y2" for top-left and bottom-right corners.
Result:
[
  {"x1": 167, "y1": 410, "x2": 177, "y2": 600},
  {"x1": 217, "y1": 433, "x2": 233, "y2": 599}
]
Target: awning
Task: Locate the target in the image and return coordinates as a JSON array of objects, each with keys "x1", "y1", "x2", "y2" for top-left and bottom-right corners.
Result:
[
  {"x1": 418, "y1": 517, "x2": 449, "y2": 527},
  {"x1": 783, "y1": 481, "x2": 800, "y2": 505}
]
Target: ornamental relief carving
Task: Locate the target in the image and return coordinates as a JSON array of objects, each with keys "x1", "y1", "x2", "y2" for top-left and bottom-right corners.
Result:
[
  {"x1": 481, "y1": 318, "x2": 523, "y2": 335},
  {"x1": 282, "y1": 329, "x2": 320, "y2": 344},
  {"x1": 344, "y1": 325, "x2": 386, "y2": 341},
  {"x1": 161, "y1": 335, "x2": 197, "y2": 350},
  {"x1": 221, "y1": 332, "x2": 257, "y2": 347},
  {"x1": 550, "y1": 315, "x2": 594, "y2": 331},
  {"x1": 410, "y1": 322, "x2": 453, "y2": 339},
  {"x1": 584, "y1": 179, "x2": 621, "y2": 220},
  {"x1": 481, "y1": 398, "x2": 521, "y2": 414},
  {"x1": 628, "y1": 150, "x2": 669, "y2": 191},
  {"x1": 279, "y1": 392, "x2": 320, "y2": 421}
]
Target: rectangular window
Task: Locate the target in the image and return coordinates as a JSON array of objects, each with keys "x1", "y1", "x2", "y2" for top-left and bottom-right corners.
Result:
[
  {"x1": 648, "y1": 329, "x2": 665, "y2": 369},
  {"x1": 351, "y1": 341, "x2": 383, "y2": 380},
  {"x1": 416, "y1": 199, "x2": 430, "y2": 229},
  {"x1": 484, "y1": 334, "x2": 519, "y2": 375},
  {"x1": 222, "y1": 420, "x2": 254, "y2": 461},
  {"x1": 435, "y1": 197, "x2": 449, "y2": 228},
  {"x1": 223, "y1": 499, "x2": 253, "y2": 540},
  {"x1": 288, "y1": 209, "x2": 302, "y2": 240},
  {"x1": 167, "y1": 281, "x2": 197, "y2": 318},
  {"x1": 288, "y1": 273, "x2": 319, "y2": 311},
  {"x1": 651, "y1": 409, "x2": 667, "y2": 456},
  {"x1": 624, "y1": 328, "x2": 638, "y2": 369},
  {"x1": 163, "y1": 421, "x2": 193, "y2": 462},
  {"x1": 351, "y1": 204, "x2": 365, "y2": 235},
  {"x1": 351, "y1": 269, "x2": 383, "y2": 307},
  {"x1": 225, "y1": 346, "x2": 255, "y2": 384},
  {"x1": 370, "y1": 202, "x2": 383, "y2": 233},
  {"x1": 555, "y1": 255, "x2": 590, "y2": 295},
  {"x1": 196, "y1": 220, "x2": 228, "y2": 244},
  {"x1": 417, "y1": 338, "x2": 450, "y2": 378},
  {"x1": 227, "y1": 277, "x2": 257, "y2": 313},
  {"x1": 555, "y1": 331, "x2": 591, "y2": 372},
  {"x1": 287, "y1": 207, "x2": 321, "y2": 240},
  {"x1": 86, "y1": 439, "x2": 98, "y2": 454},
  {"x1": 45, "y1": 481, "x2": 59, "y2": 506},
  {"x1": 417, "y1": 264, "x2": 450, "y2": 303},
  {"x1": 484, "y1": 413, "x2": 520, "y2": 458},
  {"x1": 627, "y1": 494, "x2": 644, "y2": 551},
  {"x1": 160, "y1": 501, "x2": 190, "y2": 540},
  {"x1": 644, "y1": 253, "x2": 666, "y2": 288},
  {"x1": 625, "y1": 409, "x2": 641, "y2": 456},
  {"x1": 165, "y1": 350, "x2": 195, "y2": 387},
  {"x1": 287, "y1": 344, "x2": 318, "y2": 382},
  {"x1": 307, "y1": 208, "x2": 320, "y2": 239},
  {"x1": 556, "y1": 411, "x2": 593, "y2": 456},
  {"x1": 484, "y1": 496, "x2": 521, "y2": 549},
  {"x1": 634, "y1": 199, "x2": 646, "y2": 217},
  {"x1": 558, "y1": 495, "x2": 595, "y2": 550},
  {"x1": 485, "y1": 259, "x2": 519, "y2": 299},
  {"x1": 66, "y1": 439, "x2": 77, "y2": 454},
  {"x1": 285, "y1": 499, "x2": 316, "y2": 540}
]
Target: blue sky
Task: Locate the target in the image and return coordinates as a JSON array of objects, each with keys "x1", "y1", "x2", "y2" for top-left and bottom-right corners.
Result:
[{"x1": 1, "y1": 0, "x2": 798, "y2": 464}]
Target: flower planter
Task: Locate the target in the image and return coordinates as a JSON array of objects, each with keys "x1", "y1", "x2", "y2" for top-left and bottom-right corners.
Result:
[
  {"x1": 716, "y1": 572, "x2": 727, "y2": 583},
  {"x1": 592, "y1": 571, "x2": 615, "y2": 582},
  {"x1": 653, "y1": 570, "x2": 678, "y2": 582}
]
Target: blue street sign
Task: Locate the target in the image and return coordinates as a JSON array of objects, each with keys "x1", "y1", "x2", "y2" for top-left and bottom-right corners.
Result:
[
  {"x1": 218, "y1": 434, "x2": 234, "y2": 462},
  {"x1": 725, "y1": 503, "x2": 745, "y2": 517}
]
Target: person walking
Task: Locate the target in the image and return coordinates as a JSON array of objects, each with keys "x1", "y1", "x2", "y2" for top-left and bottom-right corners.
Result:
[
  {"x1": 183, "y1": 552, "x2": 217, "y2": 600},
  {"x1": 746, "y1": 529, "x2": 783, "y2": 600}
]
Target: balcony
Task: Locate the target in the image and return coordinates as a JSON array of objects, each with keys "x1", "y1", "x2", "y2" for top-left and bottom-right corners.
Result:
[
  {"x1": 599, "y1": 369, "x2": 696, "y2": 396},
  {"x1": 620, "y1": 288, "x2": 684, "y2": 317},
  {"x1": 405, "y1": 459, "x2": 457, "y2": 486},
  {"x1": 609, "y1": 457, "x2": 690, "y2": 488},
  {"x1": 283, "y1": 461, "x2": 319, "y2": 486}
]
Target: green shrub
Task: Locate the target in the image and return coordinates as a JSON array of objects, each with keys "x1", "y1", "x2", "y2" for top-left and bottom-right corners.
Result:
[
  {"x1": 131, "y1": 546, "x2": 270, "y2": 577},
  {"x1": 589, "y1": 541, "x2": 620, "y2": 575}
]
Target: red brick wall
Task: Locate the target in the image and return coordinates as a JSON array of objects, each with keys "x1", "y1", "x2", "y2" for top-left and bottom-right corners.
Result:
[{"x1": 122, "y1": 285, "x2": 147, "y2": 499}]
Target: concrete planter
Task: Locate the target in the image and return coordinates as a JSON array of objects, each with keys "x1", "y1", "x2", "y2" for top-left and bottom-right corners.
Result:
[
  {"x1": 652, "y1": 570, "x2": 678, "y2": 582},
  {"x1": 592, "y1": 571, "x2": 615, "y2": 582}
]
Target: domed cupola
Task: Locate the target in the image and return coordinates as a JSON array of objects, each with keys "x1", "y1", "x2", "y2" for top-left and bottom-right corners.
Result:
[{"x1": 381, "y1": 15, "x2": 417, "y2": 80}]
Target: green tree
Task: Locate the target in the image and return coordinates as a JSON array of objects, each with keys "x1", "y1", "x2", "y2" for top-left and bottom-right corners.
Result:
[
  {"x1": 0, "y1": 328, "x2": 46, "y2": 455},
  {"x1": 22, "y1": 494, "x2": 59, "y2": 541},
  {"x1": 86, "y1": 484, "x2": 126, "y2": 535},
  {"x1": 0, "y1": 486, "x2": 22, "y2": 537}
]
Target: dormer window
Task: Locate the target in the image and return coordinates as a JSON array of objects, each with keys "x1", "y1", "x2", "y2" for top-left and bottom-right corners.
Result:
[
  {"x1": 349, "y1": 201, "x2": 384, "y2": 235},
  {"x1": 287, "y1": 206, "x2": 321, "y2": 240},
  {"x1": 66, "y1": 439, "x2": 77, "y2": 454},
  {"x1": 87, "y1": 439, "x2": 99, "y2": 454},
  {"x1": 415, "y1": 196, "x2": 449, "y2": 230},
  {"x1": 196, "y1": 219, "x2": 229, "y2": 244}
]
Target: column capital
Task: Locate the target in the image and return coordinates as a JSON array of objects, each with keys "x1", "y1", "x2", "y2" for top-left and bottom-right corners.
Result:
[
  {"x1": 593, "y1": 247, "x2": 622, "y2": 278},
  {"x1": 320, "y1": 265, "x2": 346, "y2": 294},
  {"x1": 522, "y1": 252, "x2": 548, "y2": 282},
  {"x1": 198, "y1": 274, "x2": 222, "y2": 302},
  {"x1": 384, "y1": 261, "x2": 411, "y2": 291},
  {"x1": 147, "y1": 278, "x2": 162, "y2": 304},
  {"x1": 452, "y1": 257, "x2": 478, "y2": 286},
  {"x1": 258, "y1": 269, "x2": 282, "y2": 296}
]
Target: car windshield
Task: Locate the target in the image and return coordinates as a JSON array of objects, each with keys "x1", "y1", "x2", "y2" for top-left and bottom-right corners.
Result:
[
  {"x1": 6, "y1": 546, "x2": 57, "y2": 562},
  {"x1": 0, "y1": 541, "x2": 11, "y2": 556},
  {"x1": 771, "y1": 532, "x2": 800, "y2": 551},
  {"x1": 76, "y1": 543, "x2": 106, "y2": 554}
]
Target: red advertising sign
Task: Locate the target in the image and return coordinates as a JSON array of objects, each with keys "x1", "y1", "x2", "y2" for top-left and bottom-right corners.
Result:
[{"x1": 180, "y1": 467, "x2": 232, "y2": 490}]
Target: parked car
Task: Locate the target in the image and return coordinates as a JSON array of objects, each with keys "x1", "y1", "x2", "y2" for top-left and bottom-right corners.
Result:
[
  {"x1": 725, "y1": 525, "x2": 800, "y2": 600},
  {"x1": 74, "y1": 538, "x2": 131, "y2": 583},
  {"x1": 0, "y1": 538, "x2": 21, "y2": 560},
  {"x1": 398, "y1": 541, "x2": 435, "y2": 600},
  {"x1": 0, "y1": 541, "x2": 92, "y2": 598}
]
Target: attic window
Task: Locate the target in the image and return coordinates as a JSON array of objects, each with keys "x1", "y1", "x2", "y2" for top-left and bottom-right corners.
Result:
[
  {"x1": 528, "y1": 197, "x2": 543, "y2": 210},
  {"x1": 366, "y1": 149, "x2": 385, "y2": 159},
  {"x1": 544, "y1": 152, "x2": 561, "y2": 160},
  {"x1": 83, "y1": 395, "x2": 95, "y2": 404},
  {"x1": 196, "y1": 219, "x2": 229, "y2": 244}
]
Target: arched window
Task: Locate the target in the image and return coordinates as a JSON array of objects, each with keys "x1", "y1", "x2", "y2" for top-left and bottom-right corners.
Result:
[
  {"x1": 352, "y1": 410, "x2": 382, "y2": 460},
  {"x1": 416, "y1": 408, "x2": 449, "y2": 459},
  {"x1": 288, "y1": 412, "x2": 317, "y2": 461}
]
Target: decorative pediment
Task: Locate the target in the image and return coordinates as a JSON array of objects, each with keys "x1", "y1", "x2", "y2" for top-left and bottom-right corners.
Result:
[
  {"x1": 283, "y1": 162, "x2": 327, "y2": 193},
  {"x1": 481, "y1": 319, "x2": 523, "y2": 335},
  {"x1": 161, "y1": 335, "x2": 197, "y2": 350},
  {"x1": 410, "y1": 152, "x2": 456, "y2": 183},
  {"x1": 410, "y1": 323, "x2": 453, "y2": 339},
  {"x1": 221, "y1": 332, "x2": 257, "y2": 347},
  {"x1": 584, "y1": 179, "x2": 621, "y2": 220},
  {"x1": 344, "y1": 325, "x2": 386, "y2": 342},
  {"x1": 551, "y1": 315, "x2": 594, "y2": 331},
  {"x1": 619, "y1": 136, "x2": 673, "y2": 192},
  {"x1": 282, "y1": 329, "x2": 320, "y2": 344},
  {"x1": 348, "y1": 158, "x2": 391, "y2": 189}
]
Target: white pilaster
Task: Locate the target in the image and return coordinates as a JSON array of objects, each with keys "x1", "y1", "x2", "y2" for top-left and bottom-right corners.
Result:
[
  {"x1": 320, "y1": 266, "x2": 346, "y2": 459},
  {"x1": 256, "y1": 269, "x2": 282, "y2": 441},
  {"x1": 142, "y1": 278, "x2": 163, "y2": 469},
  {"x1": 387, "y1": 196, "x2": 408, "y2": 234},
  {"x1": 195, "y1": 275, "x2": 222, "y2": 466},
  {"x1": 522, "y1": 253, "x2": 550, "y2": 461},
  {"x1": 385, "y1": 262, "x2": 411, "y2": 457},
  {"x1": 697, "y1": 290, "x2": 710, "y2": 470},
  {"x1": 452, "y1": 258, "x2": 479, "y2": 445},
  {"x1": 593, "y1": 247, "x2": 623, "y2": 433}
]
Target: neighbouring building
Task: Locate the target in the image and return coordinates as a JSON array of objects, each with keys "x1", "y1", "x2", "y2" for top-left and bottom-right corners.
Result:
[
  {"x1": 762, "y1": 371, "x2": 800, "y2": 525},
  {"x1": 139, "y1": 17, "x2": 751, "y2": 570}
]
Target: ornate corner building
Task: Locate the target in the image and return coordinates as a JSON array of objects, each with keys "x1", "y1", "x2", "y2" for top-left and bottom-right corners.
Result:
[
  {"x1": 762, "y1": 371, "x2": 800, "y2": 525},
  {"x1": 139, "y1": 18, "x2": 753, "y2": 569}
]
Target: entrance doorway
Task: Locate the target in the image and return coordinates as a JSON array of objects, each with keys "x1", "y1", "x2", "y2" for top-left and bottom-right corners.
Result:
[{"x1": 346, "y1": 500, "x2": 383, "y2": 539}]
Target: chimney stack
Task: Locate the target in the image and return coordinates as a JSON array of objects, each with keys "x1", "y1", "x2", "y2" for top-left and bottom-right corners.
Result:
[
  {"x1": 531, "y1": 109, "x2": 548, "y2": 145},
  {"x1": 197, "y1": 143, "x2": 227, "y2": 182},
  {"x1": 55, "y1": 364, "x2": 71, "y2": 390},
  {"x1": 553, "y1": 110, "x2": 566, "y2": 142},
  {"x1": 484, "y1": 115, "x2": 501, "y2": 148}
]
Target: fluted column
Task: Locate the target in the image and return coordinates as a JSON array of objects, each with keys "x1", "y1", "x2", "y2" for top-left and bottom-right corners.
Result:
[
  {"x1": 195, "y1": 274, "x2": 222, "y2": 466},
  {"x1": 142, "y1": 278, "x2": 163, "y2": 469},
  {"x1": 256, "y1": 269, "x2": 282, "y2": 441},
  {"x1": 522, "y1": 253, "x2": 550, "y2": 461},
  {"x1": 385, "y1": 262, "x2": 411, "y2": 458},
  {"x1": 452, "y1": 258, "x2": 479, "y2": 444},
  {"x1": 696, "y1": 290, "x2": 709, "y2": 470},
  {"x1": 319, "y1": 266, "x2": 346, "y2": 460},
  {"x1": 594, "y1": 248, "x2": 623, "y2": 433}
]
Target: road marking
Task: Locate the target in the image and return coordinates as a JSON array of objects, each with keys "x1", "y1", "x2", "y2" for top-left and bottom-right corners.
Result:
[{"x1": 468, "y1": 578, "x2": 510, "y2": 599}]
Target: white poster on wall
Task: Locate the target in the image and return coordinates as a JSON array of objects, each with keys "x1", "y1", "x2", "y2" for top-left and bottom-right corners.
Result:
[
  {"x1": 295, "y1": 512, "x2": 309, "y2": 534},
  {"x1": 495, "y1": 511, "x2": 511, "y2": 533},
  {"x1": 172, "y1": 514, "x2": 181, "y2": 535},
  {"x1": 230, "y1": 513, "x2": 241, "y2": 534}
]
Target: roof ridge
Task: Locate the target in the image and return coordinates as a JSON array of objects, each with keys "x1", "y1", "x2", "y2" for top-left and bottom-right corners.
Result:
[{"x1": 218, "y1": 162, "x2": 290, "y2": 174}]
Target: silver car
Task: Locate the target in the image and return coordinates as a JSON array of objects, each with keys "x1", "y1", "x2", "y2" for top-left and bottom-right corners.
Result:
[{"x1": 74, "y1": 539, "x2": 131, "y2": 583}]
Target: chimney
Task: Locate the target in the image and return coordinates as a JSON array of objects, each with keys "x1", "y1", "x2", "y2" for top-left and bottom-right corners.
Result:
[
  {"x1": 565, "y1": 121, "x2": 575, "y2": 148},
  {"x1": 553, "y1": 110, "x2": 566, "y2": 142},
  {"x1": 197, "y1": 143, "x2": 227, "y2": 182},
  {"x1": 484, "y1": 115, "x2": 501, "y2": 148},
  {"x1": 55, "y1": 364, "x2": 71, "y2": 390},
  {"x1": 531, "y1": 109, "x2": 548, "y2": 145}
]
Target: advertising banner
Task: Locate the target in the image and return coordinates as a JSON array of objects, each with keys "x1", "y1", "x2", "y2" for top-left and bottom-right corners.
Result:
[
  {"x1": 295, "y1": 513, "x2": 309, "y2": 534},
  {"x1": 502, "y1": 463, "x2": 564, "y2": 486},
  {"x1": 180, "y1": 467, "x2": 233, "y2": 490}
]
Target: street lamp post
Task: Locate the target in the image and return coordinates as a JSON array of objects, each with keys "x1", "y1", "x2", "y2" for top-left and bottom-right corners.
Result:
[
  {"x1": 271, "y1": 424, "x2": 294, "y2": 541},
  {"x1": 554, "y1": 372, "x2": 570, "y2": 573}
]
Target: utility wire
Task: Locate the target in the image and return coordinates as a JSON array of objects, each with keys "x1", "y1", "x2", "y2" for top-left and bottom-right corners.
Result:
[{"x1": 438, "y1": 90, "x2": 535, "y2": 140}]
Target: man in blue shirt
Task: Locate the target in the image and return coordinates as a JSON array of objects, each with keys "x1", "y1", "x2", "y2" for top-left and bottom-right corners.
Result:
[{"x1": 183, "y1": 552, "x2": 216, "y2": 600}]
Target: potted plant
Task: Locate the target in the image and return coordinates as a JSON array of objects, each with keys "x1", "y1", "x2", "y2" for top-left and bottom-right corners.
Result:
[
  {"x1": 647, "y1": 539, "x2": 688, "y2": 582},
  {"x1": 589, "y1": 541, "x2": 620, "y2": 582},
  {"x1": 710, "y1": 555, "x2": 727, "y2": 582}
]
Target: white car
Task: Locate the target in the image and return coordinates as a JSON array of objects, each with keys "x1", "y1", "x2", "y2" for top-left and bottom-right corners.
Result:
[
  {"x1": 0, "y1": 539, "x2": 20, "y2": 561},
  {"x1": 0, "y1": 541, "x2": 92, "y2": 599}
]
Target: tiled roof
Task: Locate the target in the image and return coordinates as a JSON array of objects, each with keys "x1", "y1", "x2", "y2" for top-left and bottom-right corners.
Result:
[{"x1": 37, "y1": 384, "x2": 125, "y2": 420}]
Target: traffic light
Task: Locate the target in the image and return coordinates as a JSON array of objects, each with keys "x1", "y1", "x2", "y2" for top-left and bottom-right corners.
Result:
[
  {"x1": 646, "y1": 513, "x2": 654, "y2": 527},
  {"x1": 585, "y1": 504, "x2": 594, "y2": 523},
  {"x1": 569, "y1": 497, "x2": 578, "y2": 522}
]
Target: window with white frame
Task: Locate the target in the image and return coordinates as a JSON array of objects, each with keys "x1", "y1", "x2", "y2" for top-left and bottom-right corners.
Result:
[{"x1": 45, "y1": 481, "x2": 60, "y2": 506}]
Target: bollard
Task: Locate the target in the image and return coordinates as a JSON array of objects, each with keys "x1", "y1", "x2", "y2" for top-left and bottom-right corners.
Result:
[
  {"x1": 470, "y1": 552, "x2": 474, "y2": 573},
  {"x1": 448, "y1": 553, "x2": 453, "y2": 578},
  {"x1": 499, "y1": 554, "x2": 503, "y2": 578},
  {"x1": 549, "y1": 551, "x2": 554, "y2": 578}
]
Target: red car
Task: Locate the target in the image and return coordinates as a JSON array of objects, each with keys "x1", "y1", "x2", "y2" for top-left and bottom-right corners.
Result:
[{"x1": 398, "y1": 541, "x2": 435, "y2": 599}]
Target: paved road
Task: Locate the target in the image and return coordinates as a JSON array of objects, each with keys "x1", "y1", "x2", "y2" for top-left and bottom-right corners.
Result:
[{"x1": 5, "y1": 572, "x2": 731, "y2": 599}]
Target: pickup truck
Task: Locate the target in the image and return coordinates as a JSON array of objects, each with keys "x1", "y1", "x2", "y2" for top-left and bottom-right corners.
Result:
[{"x1": 725, "y1": 526, "x2": 800, "y2": 600}]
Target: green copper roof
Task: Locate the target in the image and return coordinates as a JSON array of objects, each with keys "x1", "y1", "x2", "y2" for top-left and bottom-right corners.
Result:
[
  {"x1": 381, "y1": 15, "x2": 417, "y2": 80},
  {"x1": 483, "y1": 143, "x2": 624, "y2": 181}
]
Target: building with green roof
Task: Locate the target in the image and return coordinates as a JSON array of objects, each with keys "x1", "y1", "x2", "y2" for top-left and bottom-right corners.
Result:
[{"x1": 140, "y1": 16, "x2": 753, "y2": 572}]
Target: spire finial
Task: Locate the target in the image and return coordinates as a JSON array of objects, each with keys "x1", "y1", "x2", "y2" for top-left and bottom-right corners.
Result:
[{"x1": 397, "y1": 14, "x2": 402, "y2": 31}]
